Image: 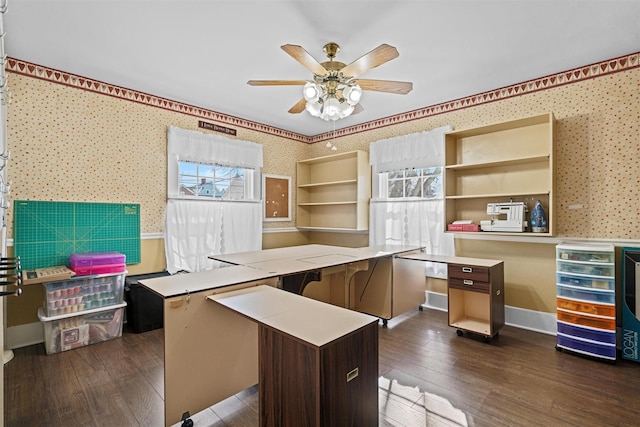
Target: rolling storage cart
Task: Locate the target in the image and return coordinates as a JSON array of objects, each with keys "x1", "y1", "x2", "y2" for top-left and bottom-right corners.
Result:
[
  {"x1": 555, "y1": 243, "x2": 616, "y2": 362},
  {"x1": 447, "y1": 259, "x2": 504, "y2": 343}
]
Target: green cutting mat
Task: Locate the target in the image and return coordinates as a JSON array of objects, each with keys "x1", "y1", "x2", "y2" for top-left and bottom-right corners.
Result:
[{"x1": 13, "y1": 200, "x2": 141, "y2": 270}]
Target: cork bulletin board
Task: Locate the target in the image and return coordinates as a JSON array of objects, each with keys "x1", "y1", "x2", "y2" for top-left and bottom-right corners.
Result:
[
  {"x1": 13, "y1": 200, "x2": 141, "y2": 270},
  {"x1": 262, "y1": 174, "x2": 291, "y2": 222}
]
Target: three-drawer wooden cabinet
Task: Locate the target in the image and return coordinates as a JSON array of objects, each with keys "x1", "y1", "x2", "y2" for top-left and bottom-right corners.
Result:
[{"x1": 447, "y1": 259, "x2": 505, "y2": 342}]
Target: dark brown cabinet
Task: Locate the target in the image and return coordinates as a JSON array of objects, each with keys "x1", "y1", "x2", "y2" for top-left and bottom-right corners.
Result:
[{"x1": 447, "y1": 260, "x2": 505, "y2": 341}]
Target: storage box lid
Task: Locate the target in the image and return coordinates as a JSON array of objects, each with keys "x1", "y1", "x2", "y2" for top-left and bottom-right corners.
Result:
[
  {"x1": 38, "y1": 302, "x2": 127, "y2": 322},
  {"x1": 70, "y1": 252, "x2": 126, "y2": 267}
]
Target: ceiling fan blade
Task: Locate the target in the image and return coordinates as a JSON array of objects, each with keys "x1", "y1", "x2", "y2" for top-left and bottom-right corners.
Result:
[
  {"x1": 357, "y1": 79, "x2": 413, "y2": 95},
  {"x1": 288, "y1": 98, "x2": 307, "y2": 114},
  {"x1": 340, "y1": 44, "x2": 399, "y2": 78},
  {"x1": 281, "y1": 44, "x2": 328, "y2": 75},
  {"x1": 247, "y1": 80, "x2": 307, "y2": 86},
  {"x1": 352, "y1": 103, "x2": 364, "y2": 115}
]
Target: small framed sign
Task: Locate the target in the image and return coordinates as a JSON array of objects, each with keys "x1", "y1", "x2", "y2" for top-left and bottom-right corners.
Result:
[{"x1": 262, "y1": 174, "x2": 291, "y2": 222}]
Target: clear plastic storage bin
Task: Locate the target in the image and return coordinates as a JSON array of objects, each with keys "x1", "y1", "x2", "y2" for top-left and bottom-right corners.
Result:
[
  {"x1": 557, "y1": 297, "x2": 615, "y2": 317},
  {"x1": 556, "y1": 272, "x2": 614, "y2": 290},
  {"x1": 42, "y1": 272, "x2": 125, "y2": 316},
  {"x1": 38, "y1": 303, "x2": 126, "y2": 355},
  {"x1": 557, "y1": 308, "x2": 616, "y2": 330},
  {"x1": 556, "y1": 284, "x2": 615, "y2": 304},
  {"x1": 556, "y1": 260, "x2": 614, "y2": 277},
  {"x1": 556, "y1": 333, "x2": 616, "y2": 360},
  {"x1": 556, "y1": 245, "x2": 615, "y2": 264}
]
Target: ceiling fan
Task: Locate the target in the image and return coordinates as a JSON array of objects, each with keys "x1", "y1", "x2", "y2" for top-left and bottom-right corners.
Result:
[{"x1": 247, "y1": 42, "x2": 413, "y2": 121}]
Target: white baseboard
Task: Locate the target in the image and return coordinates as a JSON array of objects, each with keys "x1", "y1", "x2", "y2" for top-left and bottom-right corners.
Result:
[
  {"x1": 9, "y1": 292, "x2": 558, "y2": 350},
  {"x1": 7, "y1": 322, "x2": 44, "y2": 350},
  {"x1": 422, "y1": 291, "x2": 557, "y2": 336}
]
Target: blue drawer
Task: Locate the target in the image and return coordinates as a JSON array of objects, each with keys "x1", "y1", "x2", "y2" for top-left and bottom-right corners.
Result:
[
  {"x1": 557, "y1": 321, "x2": 616, "y2": 344},
  {"x1": 557, "y1": 333, "x2": 616, "y2": 360},
  {"x1": 556, "y1": 260, "x2": 614, "y2": 277},
  {"x1": 557, "y1": 284, "x2": 615, "y2": 304},
  {"x1": 557, "y1": 272, "x2": 614, "y2": 290}
]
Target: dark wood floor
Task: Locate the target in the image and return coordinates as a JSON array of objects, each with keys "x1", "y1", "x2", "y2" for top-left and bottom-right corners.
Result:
[{"x1": 5, "y1": 308, "x2": 640, "y2": 426}]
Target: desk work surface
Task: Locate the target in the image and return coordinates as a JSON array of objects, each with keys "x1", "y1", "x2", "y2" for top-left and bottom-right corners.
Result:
[
  {"x1": 210, "y1": 244, "x2": 424, "y2": 273},
  {"x1": 209, "y1": 285, "x2": 378, "y2": 347},
  {"x1": 399, "y1": 252, "x2": 503, "y2": 267},
  {"x1": 138, "y1": 265, "x2": 278, "y2": 298}
]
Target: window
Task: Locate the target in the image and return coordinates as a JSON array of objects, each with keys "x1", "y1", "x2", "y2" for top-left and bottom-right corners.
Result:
[
  {"x1": 386, "y1": 167, "x2": 443, "y2": 199},
  {"x1": 178, "y1": 161, "x2": 248, "y2": 200}
]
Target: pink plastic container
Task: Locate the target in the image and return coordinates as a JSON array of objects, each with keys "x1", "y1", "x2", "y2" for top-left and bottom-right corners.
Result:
[
  {"x1": 72, "y1": 263, "x2": 126, "y2": 276},
  {"x1": 70, "y1": 252, "x2": 126, "y2": 267}
]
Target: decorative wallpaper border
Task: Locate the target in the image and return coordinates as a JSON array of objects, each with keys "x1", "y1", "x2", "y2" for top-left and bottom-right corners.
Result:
[{"x1": 7, "y1": 52, "x2": 639, "y2": 144}]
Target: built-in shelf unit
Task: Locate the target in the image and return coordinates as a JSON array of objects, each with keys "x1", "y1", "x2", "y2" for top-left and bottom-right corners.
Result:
[
  {"x1": 444, "y1": 112, "x2": 555, "y2": 236},
  {"x1": 296, "y1": 150, "x2": 370, "y2": 231}
]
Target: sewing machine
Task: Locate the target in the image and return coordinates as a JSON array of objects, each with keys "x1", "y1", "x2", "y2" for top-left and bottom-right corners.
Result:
[{"x1": 480, "y1": 202, "x2": 528, "y2": 232}]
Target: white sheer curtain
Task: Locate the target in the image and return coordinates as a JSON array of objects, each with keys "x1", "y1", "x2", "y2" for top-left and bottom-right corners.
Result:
[
  {"x1": 164, "y1": 127, "x2": 263, "y2": 274},
  {"x1": 369, "y1": 126, "x2": 454, "y2": 278}
]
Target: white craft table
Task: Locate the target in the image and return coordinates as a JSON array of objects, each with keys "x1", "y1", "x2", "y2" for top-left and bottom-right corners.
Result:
[
  {"x1": 140, "y1": 253, "x2": 384, "y2": 426},
  {"x1": 140, "y1": 265, "x2": 278, "y2": 426},
  {"x1": 210, "y1": 244, "x2": 426, "y2": 325}
]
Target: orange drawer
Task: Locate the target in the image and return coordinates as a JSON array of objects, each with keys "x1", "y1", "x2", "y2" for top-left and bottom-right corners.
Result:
[
  {"x1": 557, "y1": 297, "x2": 615, "y2": 317},
  {"x1": 448, "y1": 264, "x2": 489, "y2": 282},
  {"x1": 557, "y1": 309, "x2": 615, "y2": 330},
  {"x1": 448, "y1": 277, "x2": 490, "y2": 293}
]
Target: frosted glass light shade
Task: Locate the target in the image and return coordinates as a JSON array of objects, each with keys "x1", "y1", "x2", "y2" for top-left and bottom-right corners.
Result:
[
  {"x1": 343, "y1": 84, "x2": 362, "y2": 105},
  {"x1": 303, "y1": 82, "x2": 322, "y2": 103}
]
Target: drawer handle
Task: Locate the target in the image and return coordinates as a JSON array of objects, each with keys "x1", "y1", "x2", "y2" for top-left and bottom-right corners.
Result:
[
  {"x1": 347, "y1": 367, "x2": 359, "y2": 383},
  {"x1": 463, "y1": 279, "x2": 473, "y2": 286},
  {"x1": 462, "y1": 267, "x2": 472, "y2": 273}
]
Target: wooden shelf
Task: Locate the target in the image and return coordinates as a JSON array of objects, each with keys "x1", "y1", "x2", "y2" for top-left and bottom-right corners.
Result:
[
  {"x1": 298, "y1": 179, "x2": 357, "y2": 188},
  {"x1": 296, "y1": 151, "x2": 370, "y2": 231},
  {"x1": 444, "y1": 112, "x2": 555, "y2": 235},
  {"x1": 445, "y1": 154, "x2": 550, "y2": 171},
  {"x1": 446, "y1": 191, "x2": 550, "y2": 200},
  {"x1": 298, "y1": 201, "x2": 357, "y2": 206}
]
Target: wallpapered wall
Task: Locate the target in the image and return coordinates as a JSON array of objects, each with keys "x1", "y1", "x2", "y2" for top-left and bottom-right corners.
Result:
[
  {"x1": 6, "y1": 73, "x2": 307, "y2": 234},
  {"x1": 7, "y1": 56, "x2": 639, "y2": 240},
  {"x1": 4, "y1": 54, "x2": 639, "y2": 328}
]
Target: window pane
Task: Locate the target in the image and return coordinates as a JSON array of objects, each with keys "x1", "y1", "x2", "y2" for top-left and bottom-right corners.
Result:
[
  {"x1": 423, "y1": 167, "x2": 440, "y2": 176},
  {"x1": 388, "y1": 180, "x2": 404, "y2": 198},
  {"x1": 215, "y1": 178, "x2": 230, "y2": 199},
  {"x1": 228, "y1": 173, "x2": 245, "y2": 199},
  {"x1": 405, "y1": 169, "x2": 419, "y2": 177},
  {"x1": 199, "y1": 164, "x2": 215, "y2": 178},
  {"x1": 178, "y1": 175, "x2": 198, "y2": 196},
  {"x1": 388, "y1": 171, "x2": 404, "y2": 179},
  {"x1": 197, "y1": 178, "x2": 215, "y2": 197},
  {"x1": 179, "y1": 161, "x2": 197, "y2": 175},
  {"x1": 423, "y1": 175, "x2": 442, "y2": 199},
  {"x1": 405, "y1": 177, "x2": 421, "y2": 197}
]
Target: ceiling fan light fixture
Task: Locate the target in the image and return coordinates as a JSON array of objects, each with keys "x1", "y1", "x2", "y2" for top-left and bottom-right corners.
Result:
[
  {"x1": 343, "y1": 84, "x2": 362, "y2": 106},
  {"x1": 339, "y1": 100, "x2": 355, "y2": 116},
  {"x1": 323, "y1": 97, "x2": 342, "y2": 120},
  {"x1": 249, "y1": 42, "x2": 412, "y2": 123},
  {"x1": 305, "y1": 100, "x2": 323, "y2": 117},
  {"x1": 303, "y1": 82, "x2": 322, "y2": 103}
]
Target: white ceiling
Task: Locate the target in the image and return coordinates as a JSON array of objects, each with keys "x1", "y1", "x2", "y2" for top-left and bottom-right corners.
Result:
[{"x1": 5, "y1": 0, "x2": 640, "y2": 137}]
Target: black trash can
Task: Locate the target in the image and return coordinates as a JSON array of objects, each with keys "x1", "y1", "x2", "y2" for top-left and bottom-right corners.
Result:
[{"x1": 124, "y1": 272, "x2": 168, "y2": 333}]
